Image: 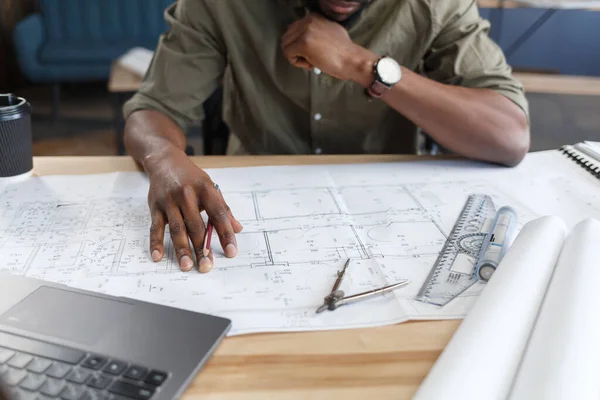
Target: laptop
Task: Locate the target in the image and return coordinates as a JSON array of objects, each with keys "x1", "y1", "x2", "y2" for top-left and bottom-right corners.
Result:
[{"x1": 0, "y1": 272, "x2": 231, "y2": 400}]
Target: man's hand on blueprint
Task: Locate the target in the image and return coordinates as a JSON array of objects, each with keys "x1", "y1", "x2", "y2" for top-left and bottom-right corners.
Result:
[{"x1": 143, "y1": 148, "x2": 243, "y2": 272}]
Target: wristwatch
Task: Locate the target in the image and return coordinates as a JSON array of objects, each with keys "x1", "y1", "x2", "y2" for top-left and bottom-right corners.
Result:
[{"x1": 366, "y1": 56, "x2": 402, "y2": 98}]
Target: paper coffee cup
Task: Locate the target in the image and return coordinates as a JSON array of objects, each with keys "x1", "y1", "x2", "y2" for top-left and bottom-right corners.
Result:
[{"x1": 0, "y1": 93, "x2": 33, "y2": 181}]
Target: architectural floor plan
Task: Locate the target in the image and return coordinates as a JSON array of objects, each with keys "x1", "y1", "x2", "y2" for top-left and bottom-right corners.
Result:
[{"x1": 1, "y1": 155, "x2": 598, "y2": 335}]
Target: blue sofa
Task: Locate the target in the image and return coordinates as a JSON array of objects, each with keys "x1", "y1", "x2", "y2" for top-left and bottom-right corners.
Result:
[{"x1": 12, "y1": 0, "x2": 173, "y2": 117}]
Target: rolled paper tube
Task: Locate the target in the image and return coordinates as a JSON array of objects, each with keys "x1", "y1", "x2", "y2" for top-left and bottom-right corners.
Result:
[
  {"x1": 509, "y1": 218, "x2": 600, "y2": 400},
  {"x1": 413, "y1": 216, "x2": 567, "y2": 400}
]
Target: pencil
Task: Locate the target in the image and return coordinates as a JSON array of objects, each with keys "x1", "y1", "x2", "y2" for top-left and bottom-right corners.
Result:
[
  {"x1": 202, "y1": 222, "x2": 213, "y2": 258},
  {"x1": 202, "y1": 183, "x2": 219, "y2": 258}
]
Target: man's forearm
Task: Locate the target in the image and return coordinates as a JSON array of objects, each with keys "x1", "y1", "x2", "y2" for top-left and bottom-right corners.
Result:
[
  {"x1": 124, "y1": 110, "x2": 188, "y2": 170},
  {"x1": 349, "y1": 50, "x2": 530, "y2": 167}
]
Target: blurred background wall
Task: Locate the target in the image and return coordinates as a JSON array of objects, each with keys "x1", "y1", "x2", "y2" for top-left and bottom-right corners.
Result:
[{"x1": 1, "y1": 0, "x2": 38, "y2": 92}]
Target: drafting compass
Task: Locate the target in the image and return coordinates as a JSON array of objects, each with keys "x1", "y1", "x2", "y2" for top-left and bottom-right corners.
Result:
[{"x1": 316, "y1": 259, "x2": 410, "y2": 313}]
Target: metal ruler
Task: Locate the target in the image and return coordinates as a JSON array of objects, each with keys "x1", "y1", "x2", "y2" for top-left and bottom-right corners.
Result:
[{"x1": 415, "y1": 194, "x2": 497, "y2": 306}]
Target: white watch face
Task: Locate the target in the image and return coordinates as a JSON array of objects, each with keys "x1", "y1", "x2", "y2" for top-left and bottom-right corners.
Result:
[{"x1": 377, "y1": 57, "x2": 402, "y2": 85}]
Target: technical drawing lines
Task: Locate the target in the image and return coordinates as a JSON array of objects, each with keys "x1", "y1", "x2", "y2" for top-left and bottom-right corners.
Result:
[
  {"x1": 255, "y1": 188, "x2": 340, "y2": 220},
  {"x1": 0, "y1": 165, "x2": 557, "y2": 336},
  {"x1": 350, "y1": 225, "x2": 369, "y2": 259},
  {"x1": 219, "y1": 184, "x2": 433, "y2": 223}
]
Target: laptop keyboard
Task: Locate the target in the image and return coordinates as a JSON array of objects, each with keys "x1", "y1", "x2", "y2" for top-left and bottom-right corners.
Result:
[{"x1": 0, "y1": 331, "x2": 168, "y2": 400}]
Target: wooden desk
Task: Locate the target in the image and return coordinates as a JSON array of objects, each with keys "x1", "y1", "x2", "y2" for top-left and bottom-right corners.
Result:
[
  {"x1": 108, "y1": 62, "x2": 142, "y2": 93},
  {"x1": 32, "y1": 155, "x2": 460, "y2": 400},
  {"x1": 513, "y1": 72, "x2": 600, "y2": 96}
]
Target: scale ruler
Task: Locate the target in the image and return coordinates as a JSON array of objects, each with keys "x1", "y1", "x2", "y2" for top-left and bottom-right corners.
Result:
[{"x1": 416, "y1": 194, "x2": 497, "y2": 306}]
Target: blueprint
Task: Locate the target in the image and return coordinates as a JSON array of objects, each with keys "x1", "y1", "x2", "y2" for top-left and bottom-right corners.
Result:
[{"x1": 1, "y1": 154, "x2": 599, "y2": 335}]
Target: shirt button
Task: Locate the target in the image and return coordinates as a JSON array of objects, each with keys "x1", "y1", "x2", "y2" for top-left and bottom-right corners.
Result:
[
  {"x1": 315, "y1": 148, "x2": 323, "y2": 154},
  {"x1": 314, "y1": 113, "x2": 322, "y2": 121},
  {"x1": 313, "y1": 67, "x2": 322, "y2": 75}
]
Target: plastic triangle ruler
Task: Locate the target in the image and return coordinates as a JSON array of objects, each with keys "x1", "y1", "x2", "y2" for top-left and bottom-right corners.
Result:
[{"x1": 415, "y1": 193, "x2": 497, "y2": 306}]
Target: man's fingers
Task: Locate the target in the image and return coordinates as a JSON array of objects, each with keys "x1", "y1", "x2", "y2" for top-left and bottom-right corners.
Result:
[
  {"x1": 198, "y1": 248, "x2": 215, "y2": 274},
  {"x1": 203, "y1": 193, "x2": 238, "y2": 259},
  {"x1": 282, "y1": 18, "x2": 313, "y2": 68},
  {"x1": 282, "y1": 37, "x2": 313, "y2": 70},
  {"x1": 149, "y1": 208, "x2": 166, "y2": 262},
  {"x1": 165, "y1": 204, "x2": 195, "y2": 272},
  {"x1": 293, "y1": 57, "x2": 313, "y2": 70},
  {"x1": 179, "y1": 187, "x2": 207, "y2": 262},
  {"x1": 281, "y1": 27, "x2": 304, "y2": 49},
  {"x1": 216, "y1": 189, "x2": 244, "y2": 233},
  {"x1": 229, "y1": 213, "x2": 244, "y2": 234},
  {"x1": 281, "y1": 19, "x2": 307, "y2": 48}
]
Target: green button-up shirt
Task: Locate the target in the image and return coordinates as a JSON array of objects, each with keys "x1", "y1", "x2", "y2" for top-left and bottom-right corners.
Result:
[{"x1": 123, "y1": 0, "x2": 529, "y2": 155}]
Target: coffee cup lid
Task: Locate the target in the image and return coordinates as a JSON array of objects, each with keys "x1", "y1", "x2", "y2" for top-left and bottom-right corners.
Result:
[{"x1": 0, "y1": 93, "x2": 30, "y2": 121}]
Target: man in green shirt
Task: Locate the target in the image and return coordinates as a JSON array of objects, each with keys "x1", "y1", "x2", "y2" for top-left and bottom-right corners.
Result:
[{"x1": 123, "y1": 0, "x2": 530, "y2": 273}]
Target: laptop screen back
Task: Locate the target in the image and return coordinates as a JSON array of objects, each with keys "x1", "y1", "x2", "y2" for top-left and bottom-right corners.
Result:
[{"x1": 0, "y1": 286, "x2": 134, "y2": 346}]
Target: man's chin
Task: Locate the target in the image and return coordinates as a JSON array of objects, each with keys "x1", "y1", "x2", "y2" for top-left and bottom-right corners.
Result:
[
  {"x1": 321, "y1": 11, "x2": 351, "y2": 22},
  {"x1": 310, "y1": 0, "x2": 367, "y2": 22}
]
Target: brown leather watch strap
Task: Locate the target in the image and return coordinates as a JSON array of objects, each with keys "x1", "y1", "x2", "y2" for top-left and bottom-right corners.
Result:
[{"x1": 367, "y1": 80, "x2": 387, "y2": 98}]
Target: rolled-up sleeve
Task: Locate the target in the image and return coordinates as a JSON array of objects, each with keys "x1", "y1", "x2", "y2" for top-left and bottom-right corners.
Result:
[
  {"x1": 422, "y1": 0, "x2": 529, "y2": 121},
  {"x1": 122, "y1": 0, "x2": 226, "y2": 131}
]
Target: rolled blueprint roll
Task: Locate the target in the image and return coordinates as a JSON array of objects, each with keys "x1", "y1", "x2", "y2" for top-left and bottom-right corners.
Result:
[
  {"x1": 413, "y1": 216, "x2": 567, "y2": 400},
  {"x1": 509, "y1": 218, "x2": 600, "y2": 400}
]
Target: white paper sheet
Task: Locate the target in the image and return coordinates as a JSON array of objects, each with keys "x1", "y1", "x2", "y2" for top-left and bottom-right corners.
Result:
[
  {"x1": 0, "y1": 151, "x2": 599, "y2": 335},
  {"x1": 509, "y1": 218, "x2": 600, "y2": 400},
  {"x1": 117, "y1": 47, "x2": 153, "y2": 77},
  {"x1": 578, "y1": 141, "x2": 600, "y2": 161},
  {"x1": 412, "y1": 216, "x2": 567, "y2": 400}
]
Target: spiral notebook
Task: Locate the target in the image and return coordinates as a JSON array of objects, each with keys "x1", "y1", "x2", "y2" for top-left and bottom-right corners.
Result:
[{"x1": 559, "y1": 141, "x2": 600, "y2": 179}]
